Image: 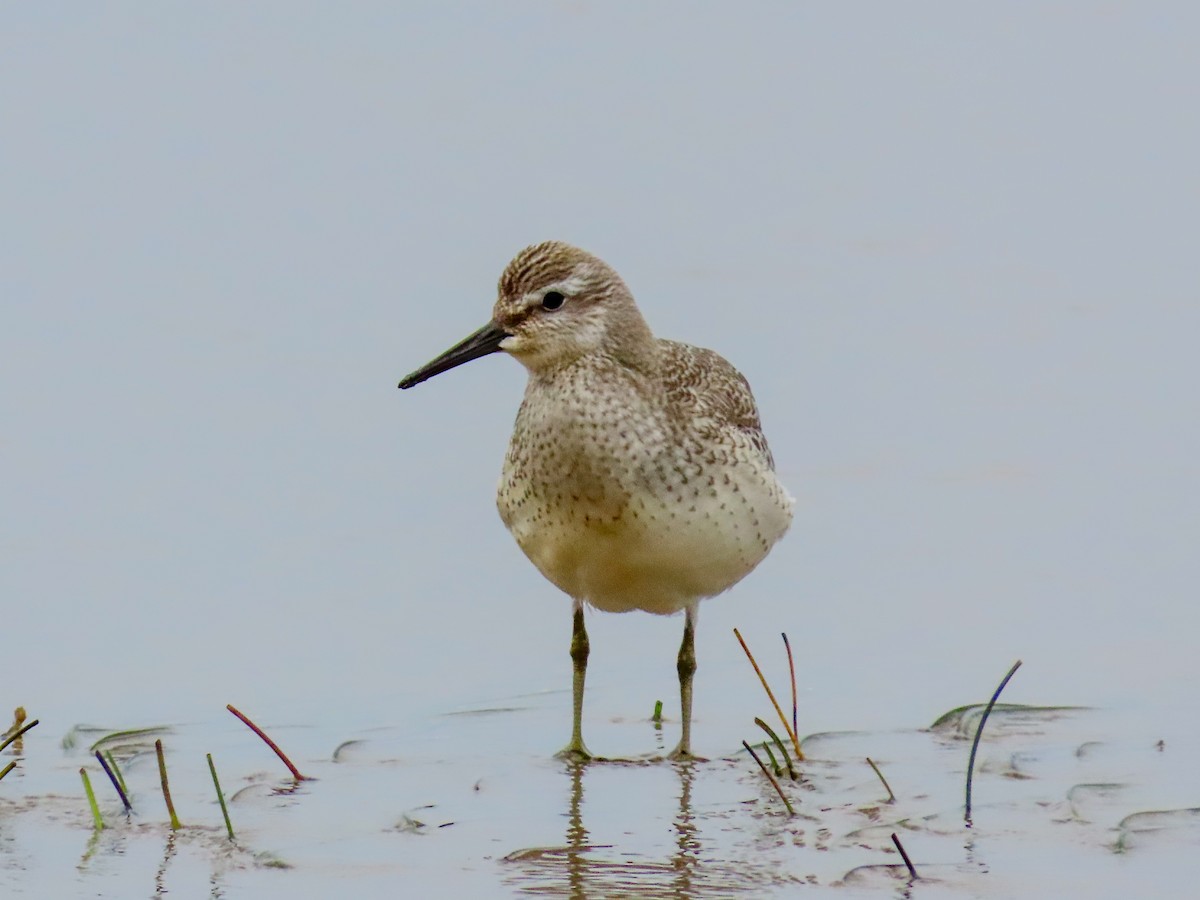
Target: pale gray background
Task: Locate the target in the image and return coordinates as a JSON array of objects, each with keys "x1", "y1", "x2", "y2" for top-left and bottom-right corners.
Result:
[{"x1": 3, "y1": 3, "x2": 1197, "y2": 746}]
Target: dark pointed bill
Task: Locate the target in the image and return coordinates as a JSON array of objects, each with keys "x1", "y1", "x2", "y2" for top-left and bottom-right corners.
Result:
[{"x1": 398, "y1": 320, "x2": 509, "y2": 389}]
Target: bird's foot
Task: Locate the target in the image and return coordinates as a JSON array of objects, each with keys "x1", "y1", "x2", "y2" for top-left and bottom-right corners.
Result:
[
  {"x1": 555, "y1": 739, "x2": 593, "y2": 763},
  {"x1": 666, "y1": 742, "x2": 706, "y2": 763}
]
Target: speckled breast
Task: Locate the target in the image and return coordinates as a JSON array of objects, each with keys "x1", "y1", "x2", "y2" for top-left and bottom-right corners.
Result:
[{"x1": 495, "y1": 364, "x2": 793, "y2": 615}]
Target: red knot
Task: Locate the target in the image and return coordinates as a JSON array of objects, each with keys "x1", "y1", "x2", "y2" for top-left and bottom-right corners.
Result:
[{"x1": 400, "y1": 241, "x2": 793, "y2": 759}]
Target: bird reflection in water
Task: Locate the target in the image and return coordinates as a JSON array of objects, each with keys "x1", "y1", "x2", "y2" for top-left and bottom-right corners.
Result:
[{"x1": 503, "y1": 759, "x2": 768, "y2": 899}]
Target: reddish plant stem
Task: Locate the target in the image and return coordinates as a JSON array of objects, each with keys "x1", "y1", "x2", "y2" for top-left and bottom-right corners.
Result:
[{"x1": 226, "y1": 704, "x2": 307, "y2": 780}]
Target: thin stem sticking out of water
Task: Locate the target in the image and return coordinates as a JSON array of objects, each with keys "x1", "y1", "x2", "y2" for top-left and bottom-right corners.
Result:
[
  {"x1": 80, "y1": 768, "x2": 105, "y2": 831},
  {"x1": 742, "y1": 740, "x2": 794, "y2": 816},
  {"x1": 781, "y1": 632, "x2": 798, "y2": 745},
  {"x1": 0, "y1": 761, "x2": 16, "y2": 781},
  {"x1": 652, "y1": 700, "x2": 663, "y2": 724},
  {"x1": 226, "y1": 704, "x2": 307, "y2": 781},
  {"x1": 761, "y1": 740, "x2": 779, "y2": 775},
  {"x1": 0, "y1": 718, "x2": 39, "y2": 754},
  {"x1": 866, "y1": 756, "x2": 896, "y2": 804},
  {"x1": 95, "y1": 751, "x2": 131, "y2": 812},
  {"x1": 891, "y1": 832, "x2": 917, "y2": 880},
  {"x1": 207, "y1": 753, "x2": 235, "y2": 841},
  {"x1": 754, "y1": 717, "x2": 797, "y2": 781},
  {"x1": 104, "y1": 750, "x2": 129, "y2": 797},
  {"x1": 733, "y1": 628, "x2": 804, "y2": 761},
  {"x1": 964, "y1": 659, "x2": 1023, "y2": 823},
  {"x1": 156, "y1": 739, "x2": 182, "y2": 830}
]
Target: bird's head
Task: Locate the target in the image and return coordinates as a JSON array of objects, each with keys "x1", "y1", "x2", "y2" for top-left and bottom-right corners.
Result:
[{"x1": 399, "y1": 241, "x2": 652, "y2": 389}]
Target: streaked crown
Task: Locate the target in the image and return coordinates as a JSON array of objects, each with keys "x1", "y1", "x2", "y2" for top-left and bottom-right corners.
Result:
[{"x1": 493, "y1": 241, "x2": 654, "y2": 373}]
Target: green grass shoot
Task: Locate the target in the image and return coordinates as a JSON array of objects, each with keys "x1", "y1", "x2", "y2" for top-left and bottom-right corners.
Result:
[
  {"x1": 155, "y1": 739, "x2": 182, "y2": 830},
  {"x1": 754, "y1": 716, "x2": 796, "y2": 780},
  {"x1": 104, "y1": 750, "x2": 129, "y2": 796},
  {"x1": 207, "y1": 753, "x2": 235, "y2": 841},
  {"x1": 80, "y1": 768, "x2": 105, "y2": 831},
  {"x1": 761, "y1": 740, "x2": 780, "y2": 775},
  {"x1": 866, "y1": 756, "x2": 896, "y2": 803}
]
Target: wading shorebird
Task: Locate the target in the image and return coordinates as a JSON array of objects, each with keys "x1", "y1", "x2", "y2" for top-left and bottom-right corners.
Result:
[{"x1": 398, "y1": 241, "x2": 793, "y2": 759}]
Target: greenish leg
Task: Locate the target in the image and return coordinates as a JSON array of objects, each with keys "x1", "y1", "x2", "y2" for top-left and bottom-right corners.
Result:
[
  {"x1": 556, "y1": 601, "x2": 593, "y2": 761},
  {"x1": 668, "y1": 605, "x2": 698, "y2": 760}
]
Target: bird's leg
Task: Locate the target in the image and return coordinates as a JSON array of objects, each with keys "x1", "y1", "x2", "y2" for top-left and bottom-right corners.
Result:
[
  {"x1": 668, "y1": 604, "x2": 698, "y2": 760},
  {"x1": 556, "y1": 600, "x2": 593, "y2": 761}
]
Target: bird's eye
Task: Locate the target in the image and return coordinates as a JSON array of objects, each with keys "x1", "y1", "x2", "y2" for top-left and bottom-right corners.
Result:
[{"x1": 542, "y1": 291, "x2": 565, "y2": 310}]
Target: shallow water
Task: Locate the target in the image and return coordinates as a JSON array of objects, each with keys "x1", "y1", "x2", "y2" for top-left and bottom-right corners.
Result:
[
  {"x1": 4, "y1": 693, "x2": 1198, "y2": 898},
  {"x1": 4, "y1": 2, "x2": 1200, "y2": 896}
]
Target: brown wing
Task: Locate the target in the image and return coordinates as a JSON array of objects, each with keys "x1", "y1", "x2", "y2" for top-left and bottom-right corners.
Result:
[{"x1": 658, "y1": 340, "x2": 776, "y2": 469}]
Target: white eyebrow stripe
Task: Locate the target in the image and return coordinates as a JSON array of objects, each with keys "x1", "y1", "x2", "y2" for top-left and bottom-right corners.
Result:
[{"x1": 521, "y1": 274, "x2": 591, "y2": 308}]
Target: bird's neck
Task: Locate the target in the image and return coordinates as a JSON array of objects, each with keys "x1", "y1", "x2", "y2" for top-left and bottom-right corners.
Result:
[{"x1": 603, "y1": 307, "x2": 658, "y2": 376}]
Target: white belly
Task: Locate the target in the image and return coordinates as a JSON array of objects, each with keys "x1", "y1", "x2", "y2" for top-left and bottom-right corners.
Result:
[{"x1": 499, "y1": 463, "x2": 793, "y2": 615}]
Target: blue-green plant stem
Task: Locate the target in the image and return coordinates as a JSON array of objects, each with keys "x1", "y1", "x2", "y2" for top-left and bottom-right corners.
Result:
[
  {"x1": 965, "y1": 659, "x2": 1023, "y2": 822},
  {"x1": 95, "y1": 751, "x2": 131, "y2": 812},
  {"x1": 781, "y1": 632, "x2": 798, "y2": 743}
]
